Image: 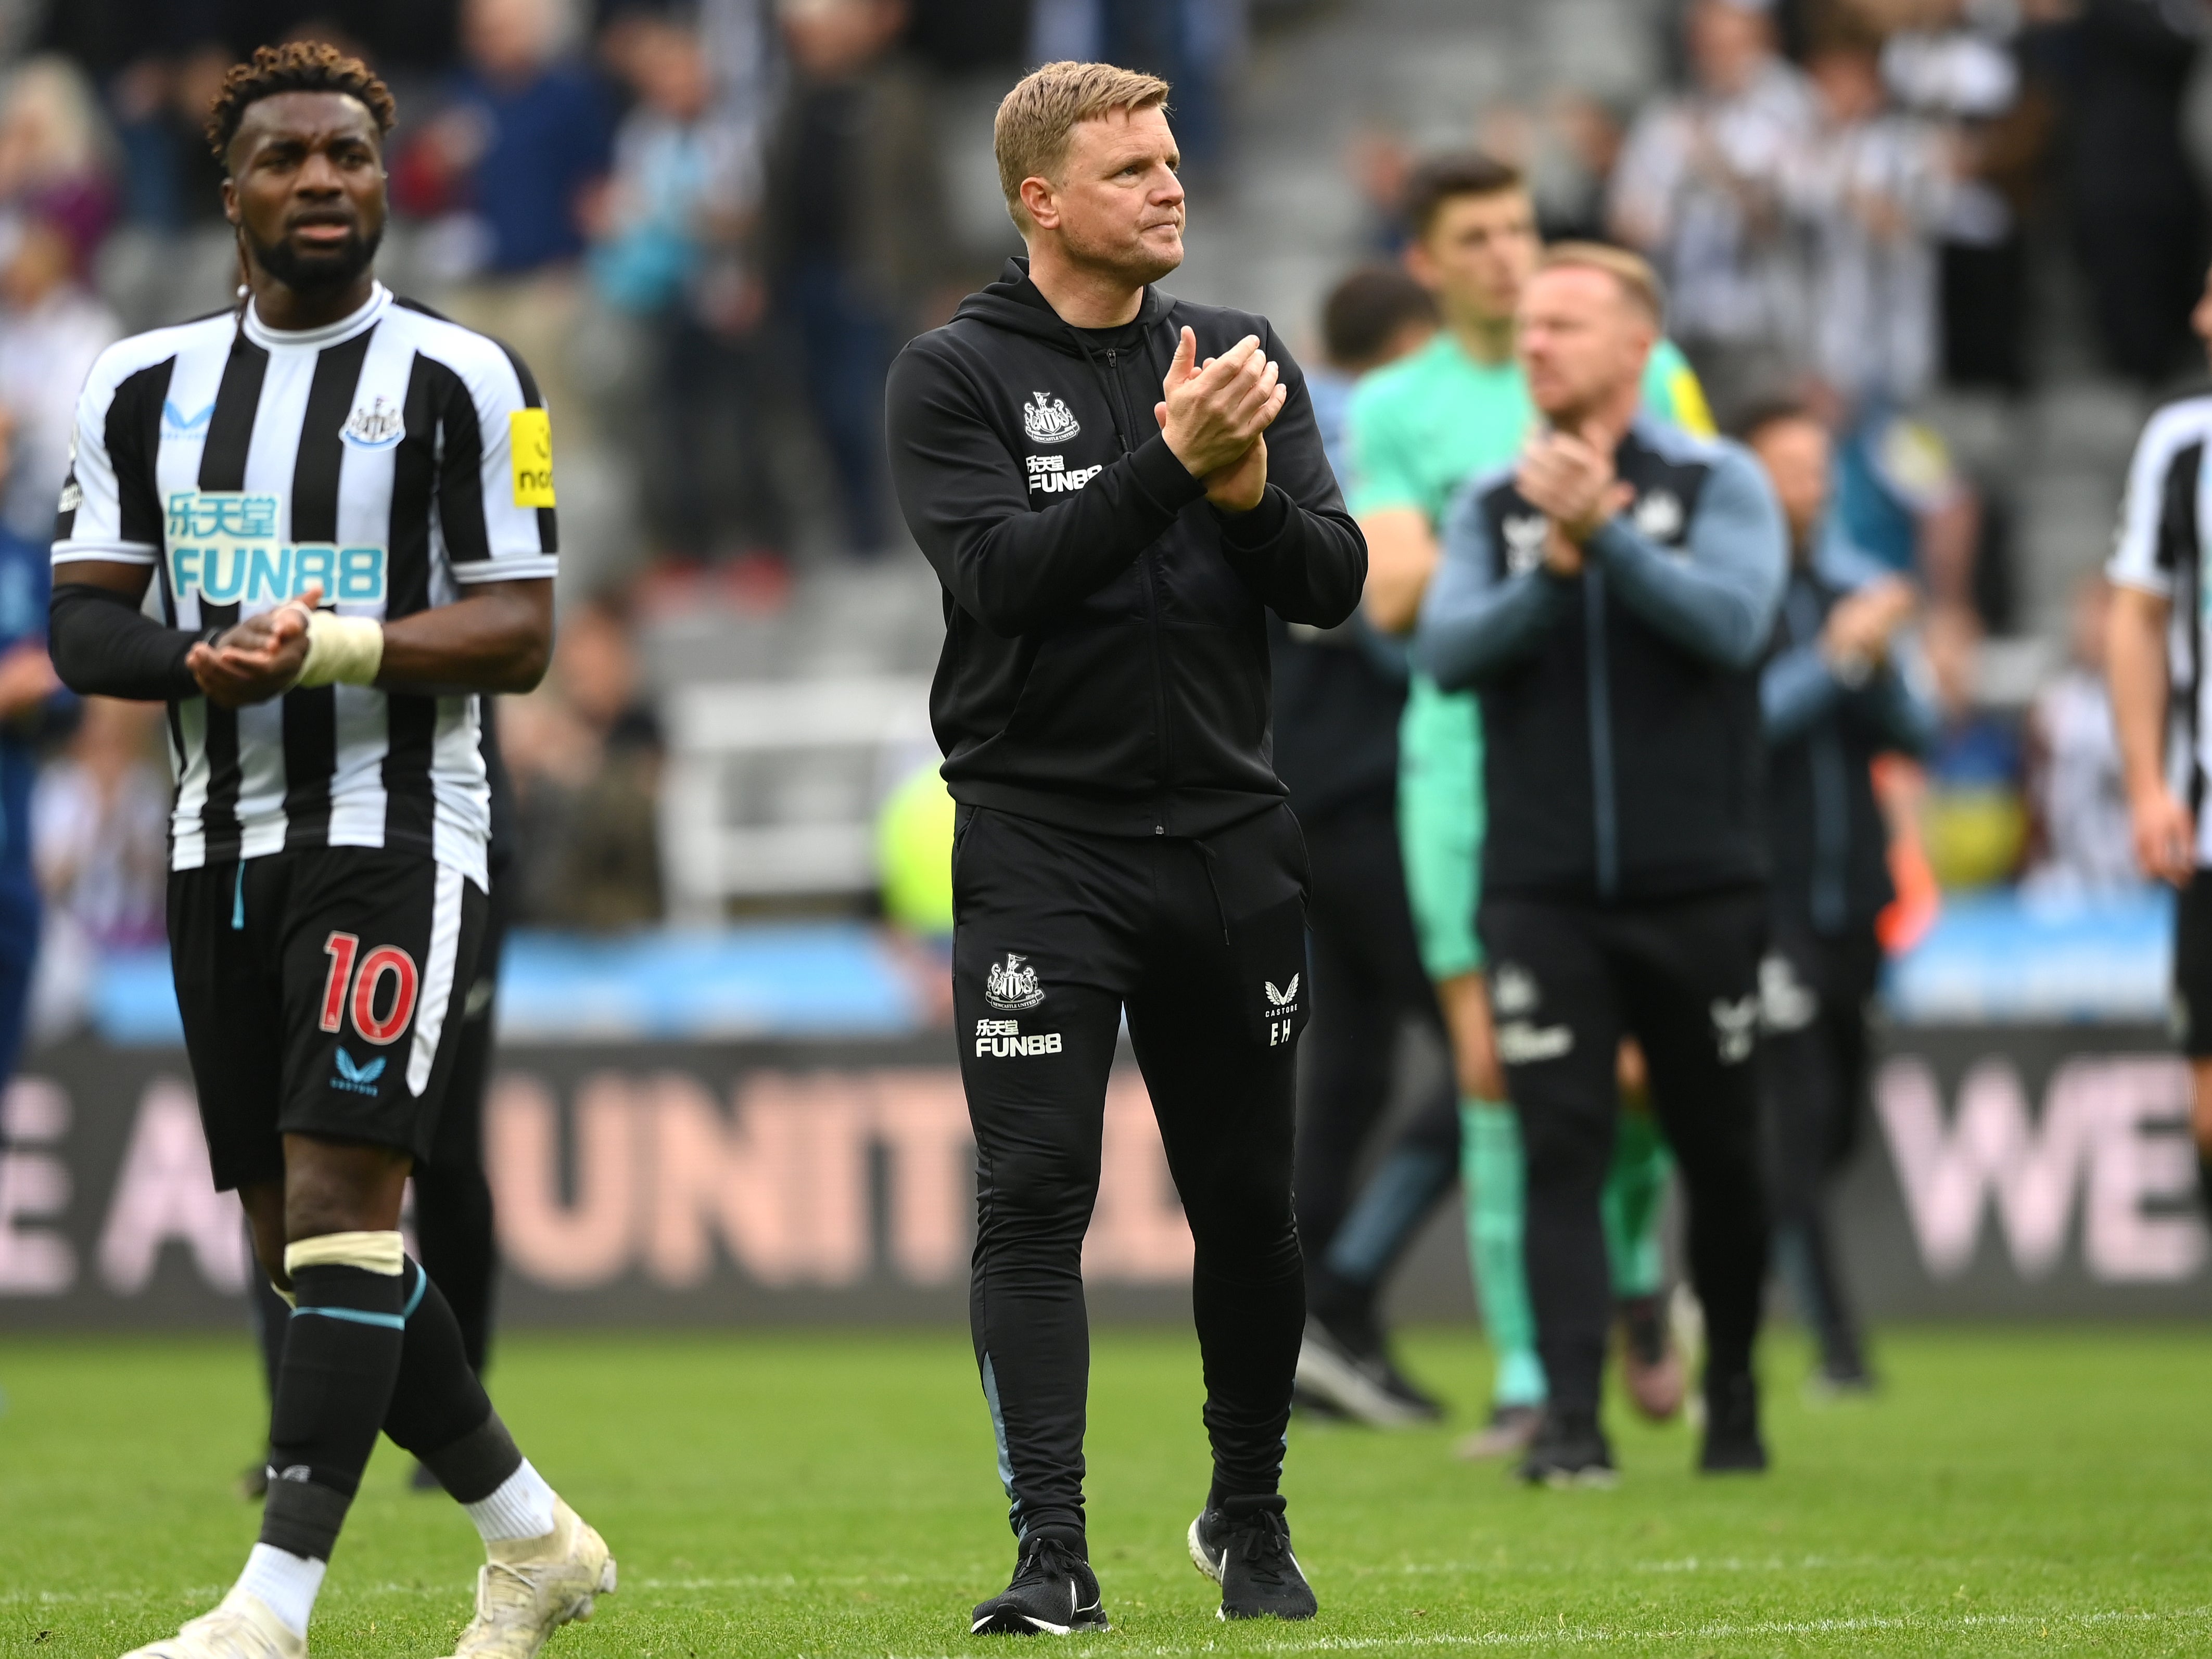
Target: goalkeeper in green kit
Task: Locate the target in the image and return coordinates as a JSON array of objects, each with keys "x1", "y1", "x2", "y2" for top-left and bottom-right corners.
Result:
[{"x1": 1349, "y1": 154, "x2": 1713, "y2": 1458}]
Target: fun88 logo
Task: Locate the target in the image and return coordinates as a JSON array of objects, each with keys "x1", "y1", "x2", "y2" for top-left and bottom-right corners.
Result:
[{"x1": 164, "y1": 491, "x2": 387, "y2": 605}]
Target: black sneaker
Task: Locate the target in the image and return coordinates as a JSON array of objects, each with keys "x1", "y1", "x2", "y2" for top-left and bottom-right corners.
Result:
[
  {"x1": 1290, "y1": 1380, "x2": 1351, "y2": 1420},
  {"x1": 1293, "y1": 1318, "x2": 1441, "y2": 1427},
  {"x1": 1304, "y1": 1277, "x2": 1445, "y2": 1423},
  {"x1": 970, "y1": 1536, "x2": 1108, "y2": 1636},
  {"x1": 1188, "y1": 1497, "x2": 1317, "y2": 1621},
  {"x1": 1698, "y1": 1373, "x2": 1769, "y2": 1473},
  {"x1": 1518, "y1": 1407, "x2": 1617, "y2": 1488}
]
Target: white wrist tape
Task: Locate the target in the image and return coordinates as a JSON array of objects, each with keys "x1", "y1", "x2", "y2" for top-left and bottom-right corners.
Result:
[
  {"x1": 293, "y1": 610, "x2": 385, "y2": 689},
  {"x1": 284, "y1": 1230, "x2": 406, "y2": 1277}
]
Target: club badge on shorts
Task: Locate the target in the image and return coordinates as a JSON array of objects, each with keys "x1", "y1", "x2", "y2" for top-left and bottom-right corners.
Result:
[{"x1": 985, "y1": 952, "x2": 1046, "y2": 1011}]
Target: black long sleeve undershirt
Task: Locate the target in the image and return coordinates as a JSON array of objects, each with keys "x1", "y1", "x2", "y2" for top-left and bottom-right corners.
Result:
[{"x1": 49, "y1": 582, "x2": 206, "y2": 701}]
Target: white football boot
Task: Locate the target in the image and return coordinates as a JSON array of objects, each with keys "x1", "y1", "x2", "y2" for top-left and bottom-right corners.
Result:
[
  {"x1": 118, "y1": 1589, "x2": 305, "y2": 1659},
  {"x1": 442, "y1": 1499, "x2": 616, "y2": 1659}
]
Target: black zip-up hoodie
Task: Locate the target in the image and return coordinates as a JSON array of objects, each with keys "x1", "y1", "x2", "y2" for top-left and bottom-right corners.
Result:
[{"x1": 885, "y1": 258, "x2": 1367, "y2": 838}]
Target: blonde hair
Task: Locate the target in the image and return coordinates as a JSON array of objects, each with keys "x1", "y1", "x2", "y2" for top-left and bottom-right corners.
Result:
[
  {"x1": 994, "y1": 60, "x2": 1171, "y2": 231},
  {"x1": 1537, "y1": 241, "x2": 1666, "y2": 326}
]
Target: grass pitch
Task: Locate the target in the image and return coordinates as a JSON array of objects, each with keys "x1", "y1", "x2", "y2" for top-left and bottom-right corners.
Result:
[{"x1": 2, "y1": 1325, "x2": 2208, "y2": 1656}]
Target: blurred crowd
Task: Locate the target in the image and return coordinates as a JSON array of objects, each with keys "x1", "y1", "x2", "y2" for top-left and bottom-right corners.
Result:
[
  {"x1": 0, "y1": 0, "x2": 1260, "y2": 578},
  {"x1": 1339, "y1": 0, "x2": 2204, "y2": 909},
  {"x1": 0, "y1": 0, "x2": 2185, "y2": 1006},
  {"x1": 0, "y1": 0, "x2": 1265, "y2": 978}
]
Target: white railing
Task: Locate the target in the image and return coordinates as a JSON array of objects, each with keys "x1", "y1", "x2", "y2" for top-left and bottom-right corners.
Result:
[{"x1": 659, "y1": 676, "x2": 935, "y2": 920}]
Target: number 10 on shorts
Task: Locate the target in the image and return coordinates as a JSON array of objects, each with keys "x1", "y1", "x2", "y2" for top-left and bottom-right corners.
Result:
[{"x1": 319, "y1": 931, "x2": 421, "y2": 1045}]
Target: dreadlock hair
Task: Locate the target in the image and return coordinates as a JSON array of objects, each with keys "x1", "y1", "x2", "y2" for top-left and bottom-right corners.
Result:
[{"x1": 204, "y1": 41, "x2": 396, "y2": 171}]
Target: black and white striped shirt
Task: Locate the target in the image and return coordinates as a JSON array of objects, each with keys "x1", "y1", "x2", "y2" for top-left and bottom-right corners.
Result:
[
  {"x1": 54, "y1": 283, "x2": 556, "y2": 890},
  {"x1": 2107, "y1": 391, "x2": 2212, "y2": 861}
]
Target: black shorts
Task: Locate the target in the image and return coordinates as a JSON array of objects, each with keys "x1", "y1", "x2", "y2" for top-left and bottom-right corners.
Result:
[
  {"x1": 169, "y1": 848, "x2": 489, "y2": 1191},
  {"x1": 2174, "y1": 874, "x2": 2212, "y2": 1057}
]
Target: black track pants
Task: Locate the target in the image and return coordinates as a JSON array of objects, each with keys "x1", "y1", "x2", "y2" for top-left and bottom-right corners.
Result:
[
  {"x1": 1294, "y1": 799, "x2": 1457, "y2": 1275},
  {"x1": 1480, "y1": 889, "x2": 1770, "y2": 1417},
  {"x1": 955, "y1": 804, "x2": 1310, "y2": 1547},
  {"x1": 1759, "y1": 924, "x2": 1880, "y2": 1377}
]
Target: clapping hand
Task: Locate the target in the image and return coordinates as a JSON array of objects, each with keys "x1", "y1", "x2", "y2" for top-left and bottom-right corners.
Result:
[
  {"x1": 1821, "y1": 577, "x2": 1916, "y2": 673},
  {"x1": 187, "y1": 582, "x2": 321, "y2": 708},
  {"x1": 1516, "y1": 430, "x2": 1631, "y2": 576},
  {"x1": 1156, "y1": 328, "x2": 1283, "y2": 514}
]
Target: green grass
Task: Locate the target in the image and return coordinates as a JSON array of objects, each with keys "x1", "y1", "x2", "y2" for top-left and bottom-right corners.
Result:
[{"x1": 2, "y1": 1326, "x2": 2209, "y2": 1656}]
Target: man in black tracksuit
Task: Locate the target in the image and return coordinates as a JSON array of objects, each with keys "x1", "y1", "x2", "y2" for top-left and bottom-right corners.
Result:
[
  {"x1": 1742, "y1": 405, "x2": 1936, "y2": 1393},
  {"x1": 1273, "y1": 267, "x2": 1455, "y2": 1427},
  {"x1": 885, "y1": 64, "x2": 1364, "y2": 1632},
  {"x1": 1416, "y1": 247, "x2": 1786, "y2": 1483}
]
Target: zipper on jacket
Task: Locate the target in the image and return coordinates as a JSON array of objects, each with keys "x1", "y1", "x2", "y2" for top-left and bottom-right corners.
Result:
[
  {"x1": 1585, "y1": 570, "x2": 1619, "y2": 899},
  {"x1": 1105, "y1": 343, "x2": 1175, "y2": 831}
]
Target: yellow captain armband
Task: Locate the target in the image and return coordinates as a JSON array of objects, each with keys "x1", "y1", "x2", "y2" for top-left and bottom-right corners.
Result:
[
  {"x1": 510, "y1": 408, "x2": 555, "y2": 507},
  {"x1": 293, "y1": 610, "x2": 385, "y2": 689}
]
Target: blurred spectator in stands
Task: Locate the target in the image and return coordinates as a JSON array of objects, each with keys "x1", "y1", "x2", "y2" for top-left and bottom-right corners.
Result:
[
  {"x1": 107, "y1": 44, "x2": 233, "y2": 233},
  {"x1": 1827, "y1": 400, "x2": 1982, "y2": 624},
  {"x1": 393, "y1": 0, "x2": 614, "y2": 432},
  {"x1": 1463, "y1": 94, "x2": 1632, "y2": 246},
  {"x1": 1609, "y1": 0, "x2": 1816, "y2": 424},
  {"x1": 2066, "y1": 0, "x2": 2206, "y2": 384},
  {"x1": 1918, "y1": 603, "x2": 2026, "y2": 889},
  {"x1": 877, "y1": 756, "x2": 953, "y2": 942},
  {"x1": 1346, "y1": 127, "x2": 1416, "y2": 256},
  {"x1": 0, "y1": 55, "x2": 116, "y2": 276},
  {"x1": 1874, "y1": 0, "x2": 2054, "y2": 394},
  {"x1": 875, "y1": 751, "x2": 956, "y2": 1019},
  {"x1": 1744, "y1": 399, "x2": 1935, "y2": 1393},
  {"x1": 1787, "y1": 21, "x2": 1953, "y2": 412},
  {"x1": 501, "y1": 595, "x2": 665, "y2": 930},
  {"x1": 33, "y1": 698, "x2": 166, "y2": 953},
  {"x1": 2023, "y1": 572, "x2": 2140, "y2": 900},
  {"x1": 589, "y1": 10, "x2": 784, "y2": 565},
  {"x1": 1534, "y1": 93, "x2": 1633, "y2": 245},
  {"x1": 1306, "y1": 263, "x2": 1435, "y2": 480},
  {"x1": 0, "y1": 209, "x2": 117, "y2": 541},
  {"x1": 1029, "y1": 1, "x2": 1246, "y2": 182},
  {"x1": 29, "y1": 696, "x2": 165, "y2": 1041},
  {"x1": 760, "y1": 0, "x2": 957, "y2": 555}
]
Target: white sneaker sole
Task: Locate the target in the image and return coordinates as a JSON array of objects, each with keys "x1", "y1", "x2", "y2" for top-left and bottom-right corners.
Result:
[
  {"x1": 1186, "y1": 1516, "x2": 1225, "y2": 1586},
  {"x1": 968, "y1": 1606, "x2": 1108, "y2": 1636}
]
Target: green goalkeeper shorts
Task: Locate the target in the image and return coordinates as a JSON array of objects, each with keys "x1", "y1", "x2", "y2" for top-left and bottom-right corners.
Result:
[{"x1": 1397, "y1": 672, "x2": 1485, "y2": 981}]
